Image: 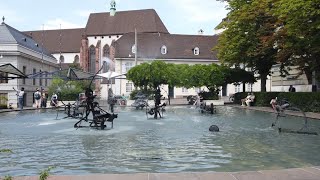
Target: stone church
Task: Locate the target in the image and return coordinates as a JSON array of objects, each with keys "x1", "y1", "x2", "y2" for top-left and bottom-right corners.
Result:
[{"x1": 24, "y1": 0, "x2": 219, "y2": 99}]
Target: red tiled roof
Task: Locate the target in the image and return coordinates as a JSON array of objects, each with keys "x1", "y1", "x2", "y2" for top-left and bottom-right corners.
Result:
[
  {"x1": 114, "y1": 33, "x2": 219, "y2": 60},
  {"x1": 85, "y1": 9, "x2": 169, "y2": 36},
  {"x1": 23, "y1": 28, "x2": 84, "y2": 53}
]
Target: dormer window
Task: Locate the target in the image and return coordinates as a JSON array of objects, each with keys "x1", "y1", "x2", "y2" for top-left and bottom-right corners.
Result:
[
  {"x1": 194, "y1": 47, "x2": 200, "y2": 55},
  {"x1": 131, "y1": 44, "x2": 136, "y2": 54},
  {"x1": 161, "y1": 45, "x2": 167, "y2": 54}
]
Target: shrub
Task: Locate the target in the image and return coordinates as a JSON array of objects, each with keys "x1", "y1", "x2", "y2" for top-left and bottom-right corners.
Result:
[
  {"x1": 3, "y1": 175, "x2": 13, "y2": 180},
  {"x1": 39, "y1": 166, "x2": 54, "y2": 180},
  {"x1": 0, "y1": 104, "x2": 8, "y2": 109},
  {"x1": 199, "y1": 91, "x2": 219, "y2": 100},
  {"x1": 0, "y1": 149, "x2": 12, "y2": 153},
  {"x1": 278, "y1": 92, "x2": 320, "y2": 112}
]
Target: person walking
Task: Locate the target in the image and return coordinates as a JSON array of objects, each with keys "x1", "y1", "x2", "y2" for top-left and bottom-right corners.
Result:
[
  {"x1": 13, "y1": 87, "x2": 25, "y2": 110},
  {"x1": 34, "y1": 88, "x2": 41, "y2": 108}
]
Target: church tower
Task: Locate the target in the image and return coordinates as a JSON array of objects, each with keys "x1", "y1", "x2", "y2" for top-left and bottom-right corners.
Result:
[{"x1": 110, "y1": 0, "x2": 116, "y2": 16}]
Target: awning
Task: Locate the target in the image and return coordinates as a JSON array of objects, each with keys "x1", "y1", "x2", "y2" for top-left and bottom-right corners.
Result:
[
  {"x1": 0, "y1": 63, "x2": 27, "y2": 79},
  {"x1": 27, "y1": 68, "x2": 95, "y2": 80}
]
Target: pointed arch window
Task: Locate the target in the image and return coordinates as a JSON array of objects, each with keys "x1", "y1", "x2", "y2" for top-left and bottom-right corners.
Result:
[
  {"x1": 103, "y1": 44, "x2": 110, "y2": 57},
  {"x1": 59, "y1": 55, "x2": 64, "y2": 63},
  {"x1": 74, "y1": 55, "x2": 79, "y2": 63},
  {"x1": 194, "y1": 47, "x2": 200, "y2": 55},
  {"x1": 161, "y1": 45, "x2": 167, "y2": 55},
  {"x1": 89, "y1": 45, "x2": 96, "y2": 73}
]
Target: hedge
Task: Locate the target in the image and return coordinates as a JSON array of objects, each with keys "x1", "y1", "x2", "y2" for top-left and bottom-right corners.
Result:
[
  {"x1": 0, "y1": 104, "x2": 7, "y2": 109},
  {"x1": 234, "y1": 92, "x2": 320, "y2": 112},
  {"x1": 199, "y1": 91, "x2": 219, "y2": 100}
]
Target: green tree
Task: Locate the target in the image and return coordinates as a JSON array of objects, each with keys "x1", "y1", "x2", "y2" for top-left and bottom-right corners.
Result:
[
  {"x1": 273, "y1": 0, "x2": 320, "y2": 87},
  {"x1": 127, "y1": 61, "x2": 254, "y2": 97},
  {"x1": 127, "y1": 60, "x2": 170, "y2": 89},
  {"x1": 215, "y1": 0, "x2": 278, "y2": 92},
  {"x1": 48, "y1": 77, "x2": 91, "y2": 101}
]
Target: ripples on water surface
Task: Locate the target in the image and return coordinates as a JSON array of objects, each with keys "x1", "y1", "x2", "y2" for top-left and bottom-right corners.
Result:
[{"x1": 0, "y1": 106, "x2": 319, "y2": 176}]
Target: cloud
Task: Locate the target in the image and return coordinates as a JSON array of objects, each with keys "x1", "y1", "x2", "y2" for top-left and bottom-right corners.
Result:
[
  {"x1": 42, "y1": 18, "x2": 83, "y2": 30},
  {"x1": 166, "y1": 0, "x2": 228, "y2": 23}
]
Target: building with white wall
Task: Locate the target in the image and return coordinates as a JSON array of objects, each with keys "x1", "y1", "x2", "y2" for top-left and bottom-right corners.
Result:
[{"x1": 0, "y1": 22, "x2": 58, "y2": 107}]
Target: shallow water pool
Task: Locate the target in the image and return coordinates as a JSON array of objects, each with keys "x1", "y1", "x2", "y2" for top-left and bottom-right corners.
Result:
[{"x1": 0, "y1": 106, "x2": 319, "y2": 176}]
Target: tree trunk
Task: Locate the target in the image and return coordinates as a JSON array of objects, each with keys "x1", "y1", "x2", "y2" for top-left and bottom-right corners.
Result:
[{"x1": 260, "y1": 74, "x2": 267, "y2": 92}]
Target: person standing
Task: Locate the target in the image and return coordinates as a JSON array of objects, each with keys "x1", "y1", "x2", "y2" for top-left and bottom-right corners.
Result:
[
  {"x1": 107, "y1": 88, "x2": 115, "y2": 113},
  {"x1": 13, "y1": 87, "x2": 25, "y2": 110},
  {"x1": 289, "y1": 85, "x2": 296, "y2": 92},
  {"x1": 34, "y1": 88, "x2": 41, "y2": 108},
  {"x1": 41, "y1": 90, "x2": 47, "y2": 108}
]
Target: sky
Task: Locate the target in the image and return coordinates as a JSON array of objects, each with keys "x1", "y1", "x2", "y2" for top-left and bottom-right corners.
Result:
[{"x1": 0, "y1": 0, "x2": 229, "y2": 35}]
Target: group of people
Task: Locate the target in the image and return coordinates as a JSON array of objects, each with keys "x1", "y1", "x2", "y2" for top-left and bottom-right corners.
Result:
[
  {"x1": 33, "y1": 88, "x2": 58, "y2": 108},
  {"x1": 13, "y1": 87, "x2": 58, "y2": 110}
]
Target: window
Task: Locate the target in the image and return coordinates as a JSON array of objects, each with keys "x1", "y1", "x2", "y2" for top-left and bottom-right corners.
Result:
[
  {"x1": 131, "y1": 44, "x2": 136, "y2": 54},
  {"x1": 33, "y1": 68, "x2": 36, "y2": 85},
  {"x1": 161, "y1": 45, "x2": 167, "y2": 54},
  {"x1": 74, "y1": 55, "x2": 79, "y2": 63},
  {"x1": 182, "y1": 87, "x2": 188, "y2": 93},
  {"x1": 235, "y1": 84, "x2": 240, "y2": 93},
  {"x1": 103, "y1": 61, "x2": 109, "y2": 73},
  {"x1": 126, "y1": 83, "x2": 133, "y2": 92},
  {"x1": 101, "y1": 61, "x2": 115, "y2": 84},
  {"x1": 103, "y1": 44, "x2": 110, "y2": 58},
  {"x1": 0, "y1": 93, "x2": 8, "y2": 105},
  {"x1": 89, "y1": 45, "x2": 96, "y2": 73},
  {"x1": 0, "y1": 72, "x2": 8, "y2": 83},
  {"x1": 125, "y1": 62, "x2": 133, "y2": 73},
  {"x1": 247, "y1": 83, "x2": 253, "y2": 92},
  {"x1": 194, "y1": 47, "x2": 200, "y2": 55},
  {"x1": 22, "y1": 66, "x2": 26, "y2": 84},
  {"x1": 59, "y1": 55, "x2": 64, "y2": 63}
]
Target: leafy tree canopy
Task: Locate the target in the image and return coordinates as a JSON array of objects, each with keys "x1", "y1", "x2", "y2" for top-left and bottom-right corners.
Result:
[{"x1": 127, "y1": 60, "x2": 254, "y2": 94}]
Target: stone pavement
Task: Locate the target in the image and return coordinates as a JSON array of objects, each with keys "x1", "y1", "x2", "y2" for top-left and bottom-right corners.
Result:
[{"x1": 11, "y1": 167, "x2": 320, "y2": 180}]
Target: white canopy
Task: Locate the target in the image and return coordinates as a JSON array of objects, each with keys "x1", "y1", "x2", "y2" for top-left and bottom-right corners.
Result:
[{"x1": 97, "y1": 72, "x2": 126, "y2": 79}]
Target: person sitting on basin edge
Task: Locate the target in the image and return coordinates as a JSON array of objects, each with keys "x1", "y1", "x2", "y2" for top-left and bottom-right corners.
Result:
[{"x1": 241, "y1": 93, "x2": 255, "y2": 106}]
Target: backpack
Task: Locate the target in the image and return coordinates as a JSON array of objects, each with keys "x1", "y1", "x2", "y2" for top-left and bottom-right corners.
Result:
[{"x1": 35, "y1": 92, "x2": 41, "y2": 100}]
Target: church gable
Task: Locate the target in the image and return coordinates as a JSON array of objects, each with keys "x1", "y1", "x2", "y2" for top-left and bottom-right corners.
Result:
[{"x1": 85, "y1": 9, "x2": 169, "y2": 36}]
